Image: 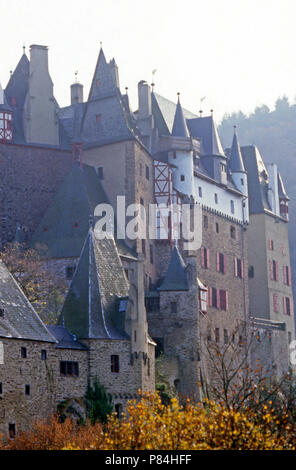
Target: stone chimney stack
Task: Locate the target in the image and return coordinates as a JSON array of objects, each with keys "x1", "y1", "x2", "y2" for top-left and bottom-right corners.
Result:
[
  {"x1": 138, "y1": 80, "x2": 152, "y2": 119},
  {"x1": 71, "y1": 83, "x2": 84, "y2": 105},
  {"x1": 23, "y1": 44, "x2": 59, "y2": 146}
]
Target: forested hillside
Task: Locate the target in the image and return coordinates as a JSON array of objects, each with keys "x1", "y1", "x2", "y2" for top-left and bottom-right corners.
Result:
[{"x1": 219, "y1": 96, "x2": 296, "y2": 306}]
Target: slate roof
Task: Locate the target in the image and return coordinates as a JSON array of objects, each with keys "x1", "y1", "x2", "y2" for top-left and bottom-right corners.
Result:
[
  {"x1": 47, "y1": 325, "x2": 88, "y2": 350},
  {"x1": 58, "y1": 229, "x2": 130, "y2": 340},
  {"x1": 152, "y1": 92, "x2": 197, "y2": 134},
  {"x1": 0, "y1": 260, "x2": 55, "y2": 342},
  {"x1": 240, "y1": 145, "x2": 270, "y2": 214},
  {"x1": 229, "y1": 128, "x2": 245, "y2": 172},
  {"x1": 172, "y1": 97, "x2": 189, "y2": 138},
  {"x1": 158, "y1": 246, "x2": 189, "y2": 291},
  {"x1": 4, "y1": 53, "x2": 30, "y2": 144},
  {"x1": 186, "y1": 116, "x2": 226, "y2": 157},
  {"x1": 30, "y1": 162, "x2": 135, "y2": 260}
]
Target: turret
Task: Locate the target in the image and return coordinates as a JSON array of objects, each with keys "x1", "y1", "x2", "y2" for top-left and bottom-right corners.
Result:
[
  {"x1": 168, "y1": 94, "x2": 194, "y2": 197},
  {"x1": 278, "y1": 172, "x2": 289, "y2": 220},
  {"x1": 229, "y1": 126, "x2": 249, "y2": 223}
]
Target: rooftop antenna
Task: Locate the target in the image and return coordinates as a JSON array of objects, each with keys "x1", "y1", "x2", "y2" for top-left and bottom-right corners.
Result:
[
  {"x1": 151, "y1": 69, "x2": 157, "y2": 90},
  {"x1": 199, "y1": 96, "x2": 206, "y2": 117},
  {"x1": 74, "y1": 70, "x2": 78, "y2": 83}
]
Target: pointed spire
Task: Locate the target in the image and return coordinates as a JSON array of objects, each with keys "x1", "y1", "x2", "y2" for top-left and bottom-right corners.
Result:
[
  {"x1": 172, "y1": 93, "x2": 189, "y2": 138},
  {"x1": 88, "y1": 47, "x2": 118, "y2": 101},
  {"x1": 229, "y1": 126, "x2": 245, "y2": 172},
  {"x1": 158, "y1": 246, "x2": 189, "y2": 291},
  {"x1": 58, "y1": 228, "x2": 129, "y2": 339}
]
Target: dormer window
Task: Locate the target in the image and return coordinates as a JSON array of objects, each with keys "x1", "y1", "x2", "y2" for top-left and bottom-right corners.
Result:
[
  {"x1": 0, "y1": 111, "x2": 12, "y2": 143},
  {"x1": 214, "y1": 193, "x2": 218, "y2": 204},
  {"x1": 230, "y1": 200, "x2": 235, "y2": 214}
]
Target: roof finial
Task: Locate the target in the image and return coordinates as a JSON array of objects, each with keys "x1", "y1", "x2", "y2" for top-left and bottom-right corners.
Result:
[
  {"x1": 10, "y1": 70, "x2": 13, "y2": 77},
  {"x1": 89, "y1": 214, "x2": 94, "y2": 229},
  {"x1": 233, "y1": 125, "x2": 237, "y2": 134},
  {"x1": 152, "y1": 69, "x2": 157, "y2": 88},
  {"x1": 177, "y1": 92, "x2": 180, "y2": 102},
  {"x1": 23, "y1": 44, "x2": 26, "y2": 55},
  {"x1": 125, "y1": 86, "x2": 128, "y2": 95},
  {"x1": 210, "y1": 109, "x2": 214, "y2": 116},
  {"x1": 74, "y1": 70, "x2": 78, "y2": 83},
  {"x1": 199, "y1": 110, "x2": 203, "y2": 117},
  {"x1": 100, "y1": 41, "x2": 103, "y2": 49}
]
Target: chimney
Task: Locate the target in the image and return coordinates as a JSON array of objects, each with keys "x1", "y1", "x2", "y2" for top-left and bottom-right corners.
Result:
[
  {"x1": 71, "y1": 83, "x2": 84, "y2": 105},
  {"x1": 23, "y1": 45, "x2": 59, "y2": 146},
  {"x1": 138, "y1": 81, "x2": 151, "y2": 119}
]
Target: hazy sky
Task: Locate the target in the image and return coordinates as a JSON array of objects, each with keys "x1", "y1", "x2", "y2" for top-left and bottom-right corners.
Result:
[{"x1": 1, "y1": 0, "x2": 296, "y2": 122}]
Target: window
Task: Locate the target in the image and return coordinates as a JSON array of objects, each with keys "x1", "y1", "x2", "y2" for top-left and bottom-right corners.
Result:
[
  {"x1": 96, "y1": 79, "x2": 100, "y2": 87},
  {"x1": 0, "y1": 383, "x2": 2, "y2": 394},
  {"x1": 270, "y1": 260, "x2": 279, "y2": 282},
  {"x1": 66, "y1": 265, "x2": 76, "y2": 280},
  {"x1": 60, "y1": 361, "x2": 79, "y2": 377},
  {"x1": 148, "y1": 358, "x2": 150, "y2": 376},
  {"x1": 234, "y1": 258, "x2": 244, "y2": 279},
  {"x1": 171, "y1": 302, "x2": 177, "y2": 314},
  {"x1": 273, "y1": 293, "x2": 279, "y2": 313},
  {"x1": 25, "y1": 385, "x2": 30, "y2": 396},
  {"x1": 11, "y1": 97, "x2": 17, "y2": 106},
  {"x1": 201, "y1": 247, "x2": 210, "y2": 269},
  {"x1": 180, "y1": 175, "x2": 185, "y2": 182},
  {"x1": 145, "y1": 165, "x2": 150, "y2": 180},
  {"x1": 9, "y1": 424, "x2": 16, "y2": 439},
  {"x1": 230, "y1": 200, "x2": 235, "y2": 214},
  {"x1": 111, "y1": 355, "x2": 119, "y2": 373},
  {"x1": 95, "y1": 114, "x2": 102, "y2": 123},
  {"x1": 0, "y1": 308, "x2": 4, "y2": 317},
  {"x1": 209, "y1": 287, "x2": 219, "y2": 309},
  {"x1": 241, "y1": 178, "x2": 244, "y2": 186},
  {"x1": 139, "y1": 163, "x2": 143, "y2": 176},
  {"x1": 216, "y1": 223, "x2": 219, "y2": 234},
  {"x1": 198, "y1": 187, "x2": 203, "y2": 197},
  {"x1": 124, "y1": 268, "x2": 129, "y2": 280},
  {"x1": 115, "y1": 404, "x2": 123, "y2": 418},
  {"x1": 283, "y1": 297, "x2": 292, "y2": 316},
  {"x1": 215, "y1": 328, "x2": 220, "y2": 343},
  {"x1": 219, "y1": 290, "x2": 228, "y2": 311},
  {"x1": 154, "y1": 337, "x2": 164, "y2": 358},
  {"x1": 288, "y1": 332, "x2": 292, "y2": 345},
  {"x1": 217, "y1": 252, "x2": 227, "y2": 274},
  {"x1": 224, "y1": 329, "x2": 228, "y2": 344},
  {"x1": 230, "y1": 226, "x2": 236, "y2": 239},
  {"x1": 97, "y1": 167, "x2": 104, "y2": 180},
  {"x1": 134, "y1": 330, "x2": 137, "y2": 342},
  {"x1": 249, "y1": 266, "x2": 254, "y2": 278},
  {"x1": 268, "y1": 239, "x2": 274, "y2": 250},
  {"x1": 214, "y1": 193, "x2": 218, "y2": 204},
  {"x1": 283, "y1": 266, "x2": 292, "y2": 286},
  {"x1": 150, "y1": 244, "x2": 154, "y2": 264},
  {"x1": 41, "y1": 350, "x2": 47, "y2": 361},
  {"x1": 203, "y1": 215, "x2": 208, "y2": 229},
  {"x1": 21, "y1": 347, "x2": 27, "y2": 359}
]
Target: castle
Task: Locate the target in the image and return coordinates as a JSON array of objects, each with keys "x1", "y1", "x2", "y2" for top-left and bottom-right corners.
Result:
[{"x1": 0, "y1": 44, "x2": 294, "y2": 437}]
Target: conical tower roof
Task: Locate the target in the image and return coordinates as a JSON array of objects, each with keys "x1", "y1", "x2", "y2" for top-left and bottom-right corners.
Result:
[
  {"x1": 172, "y1": 95, "x2": 189, "y2": 138},
  {"x1": 187, "y1": 115, "x2": 225, "y2": 157},
  {"x1": 229, "y1": 127, "x2": 245, "y2": 172},
  {"x1": 158, "y1": 246, "x2": 189, "y2": 291},
  {"x1": 88, "y1": 48, "x2": 118, "y2": 101},
  {"x1": 58, "y1": 228, "x2": 129, "y2": 339}
]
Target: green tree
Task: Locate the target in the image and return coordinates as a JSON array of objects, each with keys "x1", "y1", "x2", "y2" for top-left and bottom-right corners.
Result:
[{"x1": 85, "y1": 378, "x2": 113, "y2": 424}]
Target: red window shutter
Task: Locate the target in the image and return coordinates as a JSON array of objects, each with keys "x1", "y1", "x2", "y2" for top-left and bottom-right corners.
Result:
[
  {"x1": 241, "y1": 259, "x2": 245, "y2": 279},
  {"x1": 273, "y1": 294, "x2": 279, "y2": 313},
  {"x1": 288, "y1": 267, "x2": 292, "y2": 286},
  {"x1": 275, "y1": 262, "x2": 279, "y2": 282},
  {"x1": 224, "y1": 255, "x2": 227, "y2": 274},
  {"x1": 269, "y1": 260, "x2": 273, "y2": 280},
  {"x1": 234, "y1": 258, "x2": 238, "y2": 277},
  {"x1": 207, "y1": 248, "x2": 210, "y2": 268},
  {"x1": 208, "y1": 287, "x2": 212, "y2": 307},
  {"x1": 217, "y1": 290, "x2": 220, "y2": 309},
  {"x1": 201, "y1": 247, "x2": 205, "y2": 268},
  {"x1": 216, "y1": 252, "x2": 220, "y2": 272}
]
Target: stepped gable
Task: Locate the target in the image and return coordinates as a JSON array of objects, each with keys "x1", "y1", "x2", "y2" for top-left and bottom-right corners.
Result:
[
  {"x1": 58, "y1": 228, "x2": 129, "y2": 340},
  {"x1": 0, "y1": 260, "x2": 55, "y2": 342}
]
